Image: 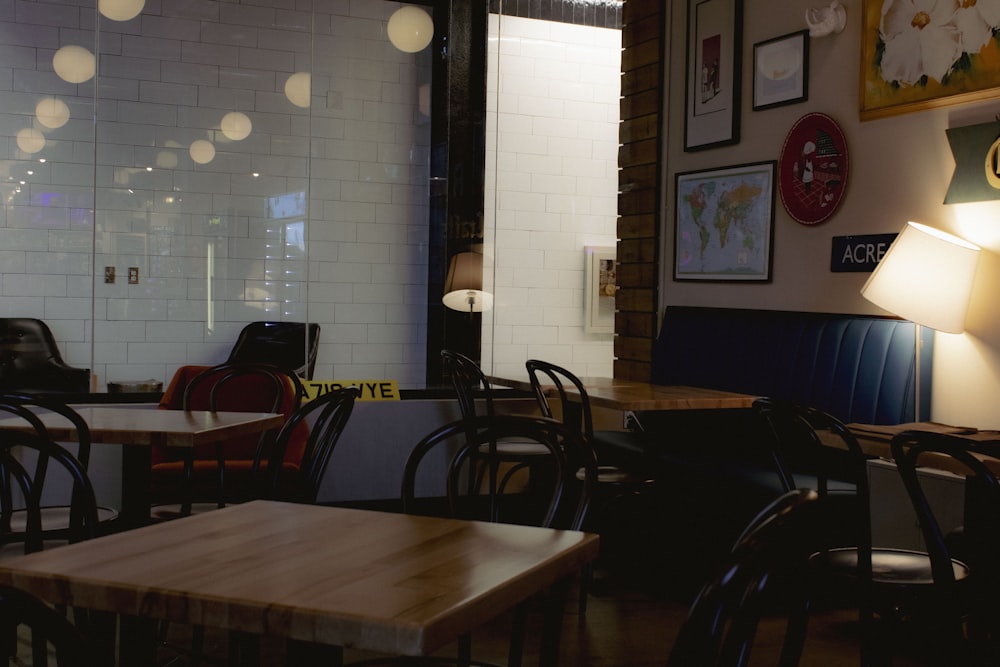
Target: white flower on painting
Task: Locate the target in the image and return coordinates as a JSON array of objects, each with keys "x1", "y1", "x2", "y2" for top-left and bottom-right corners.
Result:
[
  {"x1": 879, "y1": 0, "x2": 962, "y2": 85},
  {"x1": 954, "y1": 0, "x2": 1000, "y2": 54}
]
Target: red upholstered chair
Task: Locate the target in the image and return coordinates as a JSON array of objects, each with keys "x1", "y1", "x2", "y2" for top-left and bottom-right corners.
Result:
[{"x1": 151, "y1": 363, "x2": 307, "y2": 517}]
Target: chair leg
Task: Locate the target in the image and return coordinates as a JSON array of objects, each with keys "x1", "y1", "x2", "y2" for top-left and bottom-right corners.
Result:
[{"x1": 578, "y1": 562, "x2": 592, "y2": 617}]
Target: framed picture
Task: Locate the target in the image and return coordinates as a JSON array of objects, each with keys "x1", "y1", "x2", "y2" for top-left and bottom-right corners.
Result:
[
  {"x1": 777, "y1": 112, "x2": 849, "y2": 225},
  {"x1": 684, "y1": 0, "x2": 743, "y2": 151},
  {"x1": 584, "y1": 246, "x2": 615, "y2": 334},
  {"x1": 674, "y1": 161, "x2": 776, "y2": 282},
  {"x1": 860, "y1": 0, "x2": 1000, "y2": 120},
  {"x1": 753, "y1": 30, "x2": 809, "y2": 111}
]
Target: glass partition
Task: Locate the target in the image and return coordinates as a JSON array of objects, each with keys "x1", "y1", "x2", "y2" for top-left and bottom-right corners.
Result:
[{"x1": 0, "y1": 0, "x2": 620, "y2": 393}]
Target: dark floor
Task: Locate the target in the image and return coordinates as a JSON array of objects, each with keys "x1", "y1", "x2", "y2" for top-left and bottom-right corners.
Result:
[{"x1": 133, "y1": 570, "x2": 936, "y2": 667}]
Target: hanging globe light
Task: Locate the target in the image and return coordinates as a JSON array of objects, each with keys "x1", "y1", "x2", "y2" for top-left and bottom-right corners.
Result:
[
  {"x1": 387, "y1": 6, "x2": 433, "y2": 53},
  {"x1": 52, "y1": 45, "x2": 96, "y2": 84},
  {"x1": 220, "y1": 111, "x2": 252, "y2": 141},
  {"x1": 16, "y1": 128, "x2": 45, "y2": 154},
  {"x1": 189, "y1": 140, "x2": 216, "y2": 164},
  {"x1": 284, "y1": 72, "x2": 311, "y2": 108},
  {"x1": 35, "y1": 98, "x2": 70, "y2": 129},
  {"x1": 98, "y1": 0, "x2": 144, "y2": 21}
]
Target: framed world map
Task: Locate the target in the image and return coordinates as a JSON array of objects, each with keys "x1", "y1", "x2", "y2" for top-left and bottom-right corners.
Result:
[{"x1": 674, "y1": 161, "x2": 776, "y2": 282}]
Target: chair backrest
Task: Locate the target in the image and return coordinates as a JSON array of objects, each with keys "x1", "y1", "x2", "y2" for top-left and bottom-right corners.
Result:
[
  {"x1": 181, "y1": 362, "x2": 306, "y2": 462},
  {"x1": 440, "y1": 349, "x2": 494, "y2": 423},
  {"x1": 0, "y1": 318, "x2": 90, "y2": 393},
  {"x1": 524, "y1": 359, "x2": 594, "y2": 442},
  {"x1": 667, "y1": 489, "x2": 819, "y2": 667},
  {"x1": 402, "y1": 414, "x2": 593, "y2": 531},
  {"x1": 268, "y1": 387, "x2": 360, "y2": 503},
  {"x1": 754, "y1": 398, "x2": 874, "y2": 581},
  {"x1": 226, "y1": 321, "x2": 321, "y2": 380},
  {"x1": 0, "y1": 399, "x2": 99, "y2": 553},
  {"x1": 890, "y1": 431, "x2": 1000, "y2": 645}
]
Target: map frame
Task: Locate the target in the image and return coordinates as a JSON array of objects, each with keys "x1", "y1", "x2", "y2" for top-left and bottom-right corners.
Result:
[{"x1": 673, "y1": 160, "x2": 776, "y2": 282}]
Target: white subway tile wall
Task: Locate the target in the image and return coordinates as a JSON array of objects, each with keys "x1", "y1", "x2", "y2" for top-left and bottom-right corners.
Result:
[
  {"x1": 1, "y1": 3, "x2": 619, "y2": 389},
  {"x1": 483, "y1": 15, "x2": 620, "y2": 381}
]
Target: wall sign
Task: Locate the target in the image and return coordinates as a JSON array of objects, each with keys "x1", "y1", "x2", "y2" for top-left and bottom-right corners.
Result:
[
  {"x1": 830, "y1": 234, "x2": 897, "y2": 273},
  {"x1": 304, "y1": 380, "x2": 400, "y2": 401}
]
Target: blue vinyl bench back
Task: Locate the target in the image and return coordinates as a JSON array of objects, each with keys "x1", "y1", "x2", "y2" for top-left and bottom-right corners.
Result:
[{"x1": 651, "y1": 306, "x2": 932, "y2": 424}]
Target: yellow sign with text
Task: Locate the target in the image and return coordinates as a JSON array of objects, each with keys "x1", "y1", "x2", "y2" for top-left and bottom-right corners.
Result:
[{"x1": 303, "y1": 380, "x2": 400, "y2": 402}]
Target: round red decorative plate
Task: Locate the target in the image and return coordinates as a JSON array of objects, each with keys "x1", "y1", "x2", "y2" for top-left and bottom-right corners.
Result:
[{"x1": 778, "y1": 112, "x2": 849, "y2": 225}]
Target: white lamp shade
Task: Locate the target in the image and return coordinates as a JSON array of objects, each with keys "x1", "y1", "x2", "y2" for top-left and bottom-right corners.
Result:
[
  {"x1": 443, "y1": 251, "x2": 493, "y2": 312},
  {"x1": 52, "y1": 45, "x2": 96, "y2": 84},
  {"x1": 189, "y1": 139, "x2": 216, "y2": 164},
  {"x1": 387, "y1": 6, "x2": 434, "y2": 53},
  {"x1": 98, "y1": 0, "x2": 144, "y2": 21},
  {"x1": 861, "y1": 221, "x2": 980, "y2": 334},
  {"x1": 284, "y1": 72, "x2": 311, "y2": 108},
  {"x1": 35, "y1": 98, "x2": 70, "y2": 129},
  {"x1": 16, "y1": 127, "x2": 45, "y2": 154},
  {"x1": 220, "y1": 111, "x2": 252, "y2": 140}
]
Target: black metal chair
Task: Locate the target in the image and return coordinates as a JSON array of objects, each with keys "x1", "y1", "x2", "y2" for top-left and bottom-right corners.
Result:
[
  {"x1": 152, "y1": 362, "x2": 305, "y2": 518},
  {"x1": 0, "y1": 422, "x2": 104, "y2": 665},
  {"x1": 268, "y1": 386, "x2": 360, "y2": 504},
  {"x1": 226, "y1": 321, "x2": 321, "y2": 380},
  {"x1": 754, "y1": 398, "x2": 971, "y2": 666},
  {"x1": 0, "y1": 394, "x2": 114, "y2": 549},
  {"x1": 524, "y1": 359, "x2": 655, "y2": 613},
  {"x1": 440, "y1": 350, "x2": 554, "y2": 505},
  {"x1": 400, "y1": 413, "x2": 595, "y2": 667},
  {"x1": 0, "y1": 584, "x2": 108, "y2": 666},
  {"x1": 667, "y1": 489, "x2": 819, "y2": 667},
  {"x1": 890, "y1": 430, "x2": 1000, "y2": 665}
]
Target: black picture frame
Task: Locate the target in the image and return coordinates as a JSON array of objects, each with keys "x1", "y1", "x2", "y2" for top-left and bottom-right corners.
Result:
[
  {"x1": 683, "y1": 0, "x2": 743, "y2": 151},
  {"x1": 753, "y1": 29, "x2": 809, "y2": 111},
  {"x1": 674, "y1": 161, "x2": 776, "y2": 282}
]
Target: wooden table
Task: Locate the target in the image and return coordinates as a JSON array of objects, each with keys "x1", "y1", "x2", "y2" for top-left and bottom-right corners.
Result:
[
  {"x1": 0, "y1": 407, "x2": 284, "y2": 528},
  {"x1": 489, "y1": 375, "x2": 758, "y2": 411},
  {"x1": 0, "y1": 500, "x2": 600, "y2": 665}
]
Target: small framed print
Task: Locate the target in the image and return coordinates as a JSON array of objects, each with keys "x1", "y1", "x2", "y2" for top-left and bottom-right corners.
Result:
[
  {"x1": 753, "y1": 30, "x2": 809, "y2": 111},
  {"x1": 584, "y1": 246, "x2": 615, "y2": 334},
  {"x1": 684, "y1": 0, "x2": 743, "y2": 151}
]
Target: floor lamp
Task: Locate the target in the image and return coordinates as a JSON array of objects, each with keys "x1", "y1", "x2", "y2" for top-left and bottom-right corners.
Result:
[
  {"x1": 443, "y1": 251, "x2": 494, "y2": 360},
  {"x1": 860, "y1": 221, "x2": 980, "y2": 421}
]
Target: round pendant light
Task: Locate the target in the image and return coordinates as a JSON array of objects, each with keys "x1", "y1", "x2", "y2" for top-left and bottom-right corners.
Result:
[
  {"x1": 189, "y1": 140, "x2": 216, "y2": 165},
  {"x1": 220, "y1": 111, "x2": 252, "y2": 141},
  {"x1": 98, "y1": 0, "x2": 144, "y2": 21},
  {"x1": 52, "y1": 45, "x2": 96, "y2": 84},
  {"x1": 388, "y1": 6, "x2": 433, "y2": 53},
  {"x1": 16, "y1": 128, "x2": 46, "y2": 154},
  {"x1": 284, "y1": 72, "x2": 311, "y2": 108},
  {"x1": 35, "y1": 98, "x2": 70, "y2": 129}
]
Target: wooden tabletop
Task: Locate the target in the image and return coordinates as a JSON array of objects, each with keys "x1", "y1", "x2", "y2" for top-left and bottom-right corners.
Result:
[
  {"x1": 489, "y1": 375, "x2": 757, "y2": 411},
  {"x1": 0, "y1": 406, "x2": 284, "y2": 448},
  {"x1": 0, "y1": 407, "x2": 285, "y2": 528},
  {"x1": 0, "y1": 500, "x2": 600, "y2": 657}
]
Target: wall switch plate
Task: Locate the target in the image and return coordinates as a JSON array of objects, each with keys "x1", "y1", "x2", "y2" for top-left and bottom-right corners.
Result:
[
  {"x1": 128, "y1": 267, "x2": 139, "y2": 284},
  {"x1": 104, "y1": 266, "x2": 115, "y2": 283}
]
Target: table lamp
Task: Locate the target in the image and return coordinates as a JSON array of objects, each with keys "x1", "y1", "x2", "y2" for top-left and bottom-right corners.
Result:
[
  {"x1": 861, "y1": 220, "x2": 981, "y2": 418},
  {"x1": 442, "y1": 251, "x2": 494, "y2": 314}
]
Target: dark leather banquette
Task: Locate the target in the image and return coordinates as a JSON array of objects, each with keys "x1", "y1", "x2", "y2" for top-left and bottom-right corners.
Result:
[{"x1": 594, "y1": 306, "x2": 932, "y2": 572}]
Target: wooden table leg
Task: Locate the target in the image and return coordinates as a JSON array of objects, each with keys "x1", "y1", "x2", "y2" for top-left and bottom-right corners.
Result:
[{"x1": 538, "y1": 577, "x2": 572, "y2": 665}]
